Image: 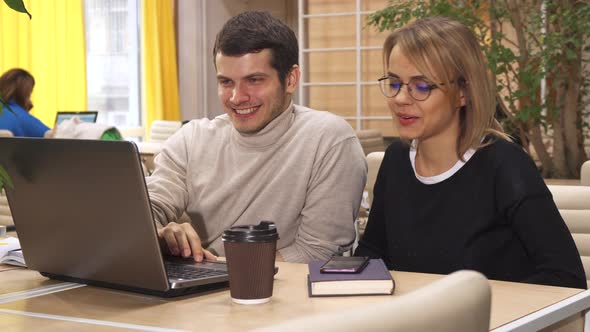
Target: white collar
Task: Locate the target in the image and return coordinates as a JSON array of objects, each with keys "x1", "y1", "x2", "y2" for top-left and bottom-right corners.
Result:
[{"x1": 409, "y1": 140, "x2": 476, "y2": 185}]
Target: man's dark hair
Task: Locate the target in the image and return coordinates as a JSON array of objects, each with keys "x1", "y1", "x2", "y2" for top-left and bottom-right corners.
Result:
[{"x1": 213, "y1": 11, "x2": 298, "y2": 86}]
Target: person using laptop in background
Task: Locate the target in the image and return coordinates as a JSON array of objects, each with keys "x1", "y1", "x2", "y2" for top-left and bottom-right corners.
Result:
[
  {"x1": 355, "y1": 17, "x2": 586, "y2": 289},
  {"x1": 147, "y1": 11, "x2": 367, "y2": 263},
  {"x1": 49, "y1": 111, "x2": 123, "y2": 141},
  {"x1": 0, "y1": 68, "x2": 50, "y2": 137}
]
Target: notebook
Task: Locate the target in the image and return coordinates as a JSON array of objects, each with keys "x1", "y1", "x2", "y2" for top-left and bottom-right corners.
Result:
[
  {"x1": 0, "y1": 137, "x2": 229, "y2": 297},
  {"x1": 307, "y1": 259, "x2": 395, "y2": 297},
  {"x1": 55, "y1": 111, "x2": 99, "y2": 126}
]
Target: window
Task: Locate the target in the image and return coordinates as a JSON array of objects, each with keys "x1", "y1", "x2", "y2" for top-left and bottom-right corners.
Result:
[
  {"x1": 298, "y1": 0, "x2": 396, "y2": 137},
  {"x1": 84, "y1": 0, "x2": 141, "y2": 131}
]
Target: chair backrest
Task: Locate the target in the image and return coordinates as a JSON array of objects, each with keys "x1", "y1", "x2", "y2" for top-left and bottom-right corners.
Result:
[
  {"x1": 356, "y1": 129, "x2": 385, "y2": 156},
  {"x1": 581, "y1": 160, "x2": 590, "y2": 186},
  {"x1": 548, "y1": 185, "x2": 590, "y2": 287},
  {"x1": 0, "y1": 189, "x2": 13, "y2": 226},
  {"x1": 149, "y1": 120, "x2": 182, "y2": 142},
  {"x1": 355, "y1": 152, "x2": 385, "y2": 239},
  {"x1": 366, "y1": 151, "x2": 385, "y2": 206},
  {"x1": 118, "y1": 127, "x2": 146, "y2": 141},
  {"x1": 254, "y1": 270, "x2": 491, "y2": 332},
  {"x1": 0, "y1": 130, "x2": 14, "y2": 137}
]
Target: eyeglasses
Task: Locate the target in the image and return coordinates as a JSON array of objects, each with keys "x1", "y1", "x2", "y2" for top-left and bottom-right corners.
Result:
[{"x1": 378, "y1": 75, "x2": 445, "y2": 101}]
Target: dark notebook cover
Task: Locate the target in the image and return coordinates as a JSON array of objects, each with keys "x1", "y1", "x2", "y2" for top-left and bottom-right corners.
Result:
[{"x1": 307, "y1": 258, "x2": 395, "y2": 297}]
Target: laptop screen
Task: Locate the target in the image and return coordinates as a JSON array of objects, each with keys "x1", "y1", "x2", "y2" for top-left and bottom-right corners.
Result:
[{"x1": 55, "y1": 111, "x2": 98, "y2": 125}]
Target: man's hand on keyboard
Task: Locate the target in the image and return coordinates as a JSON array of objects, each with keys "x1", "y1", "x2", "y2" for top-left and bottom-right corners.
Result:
[{"x1": 158, "y1": 222, "x2": 217, "y2": 262}]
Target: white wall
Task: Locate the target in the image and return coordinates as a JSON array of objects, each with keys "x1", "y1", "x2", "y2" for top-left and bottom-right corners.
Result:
[{"x1": 177, "y1": 0, "x2": 297, "y2": 121}]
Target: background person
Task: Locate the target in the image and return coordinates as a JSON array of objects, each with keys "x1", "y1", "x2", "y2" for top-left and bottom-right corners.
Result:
[
  {"x1": 355, "y1": 16, "x2": 586, "y2": 289},
  {"x1": 0, "y1": 68, "x2": 50, "y2": 137},
  {"x1": 147, "y1": 11, "x2": 367, "y2": 263}
]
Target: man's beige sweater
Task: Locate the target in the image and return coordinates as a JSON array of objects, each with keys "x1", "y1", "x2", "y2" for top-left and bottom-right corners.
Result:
[{"x1": 146, "y1": 104, "x2": 367, "y2": 263}]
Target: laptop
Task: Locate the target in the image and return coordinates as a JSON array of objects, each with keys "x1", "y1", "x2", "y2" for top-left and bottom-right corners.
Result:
[
  {"x1": 0, "y1": 137, "x2": 229, "y2": 297},
  {"x1": 55, "y1": 111, "x2": 99, "y2": 126}
]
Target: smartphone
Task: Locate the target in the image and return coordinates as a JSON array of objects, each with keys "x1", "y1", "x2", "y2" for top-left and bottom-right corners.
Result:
[{"x1": 319, "y1": 256, "x2": 370, "y2": 273}]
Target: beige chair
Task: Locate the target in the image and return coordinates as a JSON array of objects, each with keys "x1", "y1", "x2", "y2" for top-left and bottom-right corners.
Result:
[
  {"x1": 548, "y1": 185, "x2": 590, "y2": 287},
  {"x1": 149, "y1": 120, "x2": 182, "y2": 143},
  {"x1": 0, "y1": 131, "x2": 14, "y2": 226},
  {"x1": 254, "y1": 270, "x2": 491, "y2": 332},
  {"x1": 139, "y1": 120, "x2": 182, "y2": 173},
  {"x1": 366, "y1": 151, "x2": 385, "y2": 206},
  {"x1": 356, "y1": 129, "x2": 385, "y2": 156},
  {"x1": 581, "y1": 160, "x2": 590, "y2": 186},
  {"x1": 355, "y1": 151, "x2": 385, "y2": 239},
  {"x1": 0, "y1": 189, "x2": 13, "y2": 227},
  {"x1": 118, "y1": 127, "x2": 146, "y2": 141},
  {"x1": 137, "y1": 141, "x2": 164, "y2": 175},
  {"x1": 0, "y1": 129, "x2": 14, "y2": 137}
]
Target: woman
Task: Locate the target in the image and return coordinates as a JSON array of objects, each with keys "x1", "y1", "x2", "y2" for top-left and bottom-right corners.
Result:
[
  {"x1": 0, "y1": 68, "x2": 50, "y2": 137},
  {"x1": 355, "y1": 17, "x2": 586, "y2": 289}
]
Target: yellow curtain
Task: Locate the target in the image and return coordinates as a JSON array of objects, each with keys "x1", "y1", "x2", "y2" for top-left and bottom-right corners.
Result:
[
  {"x1": 141, "y1": 0, "x2": 180, "y2": 139},
  {"x1": 0, "y1": 1, "x2": 87, "y2": 127}
]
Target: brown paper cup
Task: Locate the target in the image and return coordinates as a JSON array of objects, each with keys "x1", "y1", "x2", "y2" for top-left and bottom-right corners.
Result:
[
  {"x1": 222, "y1": 221, "x2": 279, "y2": 305},
  {"x1": 224, "y1": 240, "x2": 277, "y2": 304}
]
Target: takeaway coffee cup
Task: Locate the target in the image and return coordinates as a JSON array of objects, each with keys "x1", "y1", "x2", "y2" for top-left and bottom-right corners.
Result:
[{"x1": 222, "y1": 221, "x2": 278, "y2": 304}]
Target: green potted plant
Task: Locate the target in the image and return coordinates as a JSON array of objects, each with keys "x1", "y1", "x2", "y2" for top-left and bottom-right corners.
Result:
[
  {"x1": 0, "y1": 0, "x2": 31, "y2": 189},
  {"x1": 368, "y1": 0, "x2": 590, "y2": 178}
]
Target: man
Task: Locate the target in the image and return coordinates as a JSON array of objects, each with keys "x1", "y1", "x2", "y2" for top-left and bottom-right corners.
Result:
[{"x1": 147, "y1": 11, "x2": 367, "y2": 263}]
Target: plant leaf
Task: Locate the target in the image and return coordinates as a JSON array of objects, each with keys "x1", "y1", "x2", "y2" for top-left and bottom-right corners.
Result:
[
  {"x1": 0, "y1": 165, "x2": 13, "y2": 190},
  {"x1": 4, "y1": 0, "x2": 31, "y2": 19}
]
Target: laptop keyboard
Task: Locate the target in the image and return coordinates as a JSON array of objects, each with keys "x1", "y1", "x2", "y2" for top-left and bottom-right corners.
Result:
[{"x1": 165, "y1": 262, "x2": 228, "y2": 280}]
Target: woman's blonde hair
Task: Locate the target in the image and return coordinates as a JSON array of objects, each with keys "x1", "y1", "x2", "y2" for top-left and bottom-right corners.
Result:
[{"x1": 383, "y1": 16, "x2": 507, "y2": 158}]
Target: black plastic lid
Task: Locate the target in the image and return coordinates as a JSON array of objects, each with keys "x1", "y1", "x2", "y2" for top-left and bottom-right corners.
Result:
[{"x1": 222, "y1": 221, "x2": 278, "y2": 243}]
